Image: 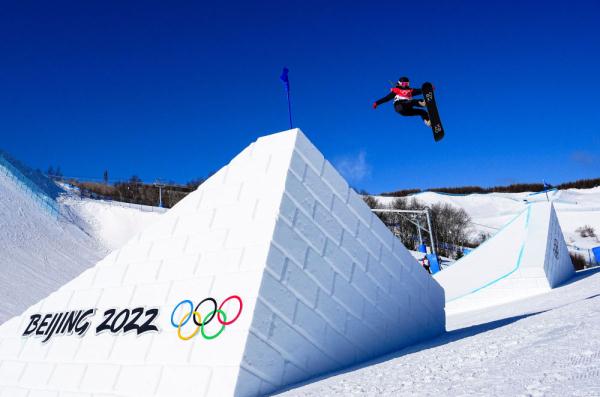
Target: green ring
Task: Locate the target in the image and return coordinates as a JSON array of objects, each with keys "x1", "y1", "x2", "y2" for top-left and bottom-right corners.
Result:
[{"x1": 201, "y1": 309, "x2": 227, "y2": 340}]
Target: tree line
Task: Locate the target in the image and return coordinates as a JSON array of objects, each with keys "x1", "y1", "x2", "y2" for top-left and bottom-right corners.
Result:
[
  {"x1": 63, "y1": 175, "x2": 209, "y2": 208},
  {"x1": 380, "y1": 178, "x2": 600, "y2": 197},
  {"x1": 363, "y1": 196, "x2": 473, "y2": 258}
]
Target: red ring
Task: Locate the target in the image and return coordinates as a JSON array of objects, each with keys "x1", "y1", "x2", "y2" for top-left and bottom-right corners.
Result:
[{"x1": 217, "y1": 295, "x2": 243, "y2": 325}]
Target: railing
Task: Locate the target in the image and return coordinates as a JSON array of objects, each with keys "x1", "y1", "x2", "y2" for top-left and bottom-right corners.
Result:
[
  {"x1": 87, "y1": 198, "x2": 168, "y2": 213},
  {"x1": 0, "y1": 152, "x2": 61, "y2": 219}
]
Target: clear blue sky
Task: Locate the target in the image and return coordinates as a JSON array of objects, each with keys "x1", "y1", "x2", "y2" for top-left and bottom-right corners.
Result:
[{"x1": 1, "y1": 1, "x2": 598, "y2": 193}]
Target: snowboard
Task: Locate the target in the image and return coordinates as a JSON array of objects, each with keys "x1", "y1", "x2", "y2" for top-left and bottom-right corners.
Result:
[{"x1": 422, "y1": 82, "x2": 444, "y2": 142}]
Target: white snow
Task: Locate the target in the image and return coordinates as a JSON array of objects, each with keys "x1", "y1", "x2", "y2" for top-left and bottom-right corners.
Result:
[
  {"x1": 374, "y1": 188, "x2": 600, "y2": 253},
  {"x1": 61, "y1": 196, "x2": 165, "y2": 251},
  {"x1": 1, "y1": 135, "x2": 599, "y2": 397},
  {"x1": 0, "y1": 169, "x2": 104, "y2": 325},
  {"x1": 0, "y1": 163, "x2": 164, "y2": 325},
  {"x1": 434, "y1": 203, "x2": 574, "y2": 313},
  {"x1": 276, "y1": 268, "x2": 600, "y2": 397},
  {"x1": 0, "y1": 129, "x2": 444, "y2": 397}
]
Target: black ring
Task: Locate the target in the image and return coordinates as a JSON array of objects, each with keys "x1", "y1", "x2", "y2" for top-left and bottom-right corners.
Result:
[{"x1": 193, "y1": 297, "x2": 217, "y2": 326}]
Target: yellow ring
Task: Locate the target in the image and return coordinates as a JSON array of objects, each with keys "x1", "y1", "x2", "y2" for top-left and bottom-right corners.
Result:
[{"x1": 177, "y1": 311, "x2": 202, "y2": 341}]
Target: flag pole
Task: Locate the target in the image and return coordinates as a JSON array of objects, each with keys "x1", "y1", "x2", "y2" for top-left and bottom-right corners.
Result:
[
  {"x1": 286, "y1": 88, "x2": 293, "y2": 129},
  {"x1": 280, "y1": 67, "x2": 293, "y2": 129}
]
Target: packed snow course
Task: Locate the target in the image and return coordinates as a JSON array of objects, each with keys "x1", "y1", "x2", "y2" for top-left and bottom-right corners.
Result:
[
  {"x1": 277, "y1": 267, "x2": 600, "y2": 397},
  {"x1": 0, "y1": 130, "x2": 444, "y2": 396},
  {"x1": 0, "y1": 154, "x2": 163, "y2": 325},
  {"x1": 0, "y1": 131, "x2": 598, "y2": 396},
  {"x1": 434, "y1": 202, "x2": 574, "y2": 313}
]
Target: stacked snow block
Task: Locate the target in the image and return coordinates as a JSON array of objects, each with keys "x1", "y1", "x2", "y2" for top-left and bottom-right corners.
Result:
[
  {"x1": 240, "y1": 131, "x2": 445, "y2": 395},
  {"x1": 0, "y1": 129, "x2": 445, "y2": 397},
  {"x1": 434, "y1": 202, "x2": 573, "y2": 313}
]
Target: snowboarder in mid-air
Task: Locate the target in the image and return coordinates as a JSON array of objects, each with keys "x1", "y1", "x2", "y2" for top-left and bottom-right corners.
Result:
[
  {"x1": 373, "y1": 76, "x2": 445, "y2": 141},
  {"x1": 372, "y1": 76, "x2": 431, "y2": 126}
]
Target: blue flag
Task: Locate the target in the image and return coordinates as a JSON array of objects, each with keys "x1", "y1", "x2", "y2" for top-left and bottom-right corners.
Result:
[{"x1": 280, "y1": 67, "x2": 290, "y2": 92}]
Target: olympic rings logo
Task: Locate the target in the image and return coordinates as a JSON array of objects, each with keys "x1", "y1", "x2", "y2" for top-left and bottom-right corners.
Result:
[{"x1": 170, "y1": 295, "x2": 243, "y2": 341}]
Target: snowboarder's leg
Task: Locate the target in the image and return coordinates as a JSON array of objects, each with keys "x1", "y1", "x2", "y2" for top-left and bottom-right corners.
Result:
[
  {"x1": 408, "y1": 99, "x2": 426, "y2": 108},
  {"x1": 395, "y1": 101, "x2": 428, "y2": 119},
  {"x1": 394, "y1": 101, "x2": 430, "y2": 126},
  {"x1": 393, "y1": 101, "x2": 406, "y2": 115},
  {"x1": 400, "y1": 104, "x2": 430, "y2": 122}
]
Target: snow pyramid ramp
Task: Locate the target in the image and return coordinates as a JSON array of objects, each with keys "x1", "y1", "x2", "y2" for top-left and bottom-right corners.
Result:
[
  {"x1": 0, "y1": 129, "x2": 445, "y2": 397},
  {"x1": 434, "y1": 202, "x2": 574, "y2": 313}
]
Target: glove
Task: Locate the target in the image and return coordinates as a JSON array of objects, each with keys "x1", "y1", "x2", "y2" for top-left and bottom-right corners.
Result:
[{"x1": 372, "y1": 102, "x2": 378, "y2": 109}]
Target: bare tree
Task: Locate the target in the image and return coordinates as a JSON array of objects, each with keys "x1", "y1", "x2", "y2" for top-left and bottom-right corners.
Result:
[{"x1": 375, "y1": 197, "x2": 472, "y2": 255}]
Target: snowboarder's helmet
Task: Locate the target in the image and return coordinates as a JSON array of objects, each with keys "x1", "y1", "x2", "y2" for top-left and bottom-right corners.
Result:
[{"x1": 398, "y1": 76, "x2": 410, "y2": 87}]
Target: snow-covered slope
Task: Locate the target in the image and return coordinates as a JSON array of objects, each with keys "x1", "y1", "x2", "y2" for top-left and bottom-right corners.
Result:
[
  {"x1": 0, "y1": 156, "x2": 164, "y2": 325},
  {"x1": 374, "y1": 188, "x2": 600, "y2": 250},
  {"x1": 277, "y1": 268, "x2": 600, "y2": 396},
  {"x1": 0, "y1": 169, "x2": 104, "y2": 324},
  {"x1": 0, "y1": 129, "x2": 445, "y2": 397},
  {"x1": 61, "y1": 197, "x2": 165, "y2": 251}
]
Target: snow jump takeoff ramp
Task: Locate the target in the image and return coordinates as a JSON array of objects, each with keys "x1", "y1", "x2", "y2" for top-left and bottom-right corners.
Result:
[
  {"x1": 0, "y1": 129, "x2": 445, "y2": 397},
  {"x1": 434, "y1": 202, "x2": 574, "y2": 314}
]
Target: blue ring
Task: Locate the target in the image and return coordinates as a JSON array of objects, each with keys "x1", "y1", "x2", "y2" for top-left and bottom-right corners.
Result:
[{"x1": 171, "y1": 300, "x2": 193, "y2": 328}]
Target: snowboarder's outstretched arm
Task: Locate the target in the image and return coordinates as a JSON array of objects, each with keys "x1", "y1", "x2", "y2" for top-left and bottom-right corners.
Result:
[{"x1": 373, "y1": 92, "x2": 395, "y2": 108}]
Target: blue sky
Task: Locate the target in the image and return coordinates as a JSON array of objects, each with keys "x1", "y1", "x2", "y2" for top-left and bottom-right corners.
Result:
[{"x1": 1, "y1": 1, "x2": 598, "y2": 193}]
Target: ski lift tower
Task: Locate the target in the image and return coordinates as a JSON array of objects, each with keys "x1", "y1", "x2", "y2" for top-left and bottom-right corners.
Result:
[
  {"x1": 371, "y1": 208, "x2": 437, "y2": 256},
  {"x1": 154, "y1": 180, "x2": 166, "y2": 208}
]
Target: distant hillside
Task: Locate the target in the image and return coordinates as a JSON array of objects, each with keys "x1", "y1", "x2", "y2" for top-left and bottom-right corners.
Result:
[{"x1": 381, "y1": 178, "x2": 600, "y2": 197}]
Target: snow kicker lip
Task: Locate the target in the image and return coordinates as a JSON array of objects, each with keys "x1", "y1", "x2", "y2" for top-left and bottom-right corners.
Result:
[
  {"x1": 435, "y1": 202, "x2": 574, "y2": 314},
  {"x1": 170, "y1": 295, "x2": 243, "y2": 341},
  {"x1": 446, "y1": 205, "x2": 532, "y2": 302}
]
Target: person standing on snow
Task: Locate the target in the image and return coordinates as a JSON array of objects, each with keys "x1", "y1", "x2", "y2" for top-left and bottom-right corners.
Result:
[
  {"x1": 421, "y1": 255, "x2": 431, "y2": 274},
  {"x1": 372, "y1": 76, "x2": 431, "y2": 127}
]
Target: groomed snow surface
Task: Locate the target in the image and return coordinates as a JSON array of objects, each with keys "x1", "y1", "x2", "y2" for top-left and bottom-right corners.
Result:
[
  {"x1": 0, "y1": 166, "x2": 163, "y2": 324},
  {"x1": 434, "y1": 203, "x2": 574, "y2": 314},
  {"x1": 0, "y1": 130, "x2": 445, "y2": 396},
  {"x1": 1, "y1": 131, "x2": 599, "y2": 396},
  {"x1": 277, "y1": 268, "x2": 600, "y2": 397}
]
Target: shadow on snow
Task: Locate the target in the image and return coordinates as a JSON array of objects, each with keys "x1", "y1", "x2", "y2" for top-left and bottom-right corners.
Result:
[{"x1": 274, "y1": 266, "x2": 600, "y2": 395}]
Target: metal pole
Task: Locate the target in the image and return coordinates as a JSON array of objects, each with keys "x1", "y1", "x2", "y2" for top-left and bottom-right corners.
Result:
[
  {"x1": 425, "y1": 208, "x2": 437, "y2": 255},
  {"x1": 287, "y1": 90, "x2": 293, "y2": 129},
  {"x1": 416, "y1": 216, "x2": 423, "y2": 246},
  {"x1": 154, "y1": 181, "x2": 165, "y2": 208}
]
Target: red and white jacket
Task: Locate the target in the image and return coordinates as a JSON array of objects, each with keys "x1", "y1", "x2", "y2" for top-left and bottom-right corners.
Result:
[{"x1": 374, "y1": 85, "x2": 425, "y2": 106}]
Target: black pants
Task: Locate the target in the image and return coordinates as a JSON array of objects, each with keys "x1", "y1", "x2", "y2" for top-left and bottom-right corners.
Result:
[{"x1": 394, "y1": 100, "x2": 429, "y2": 121}]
